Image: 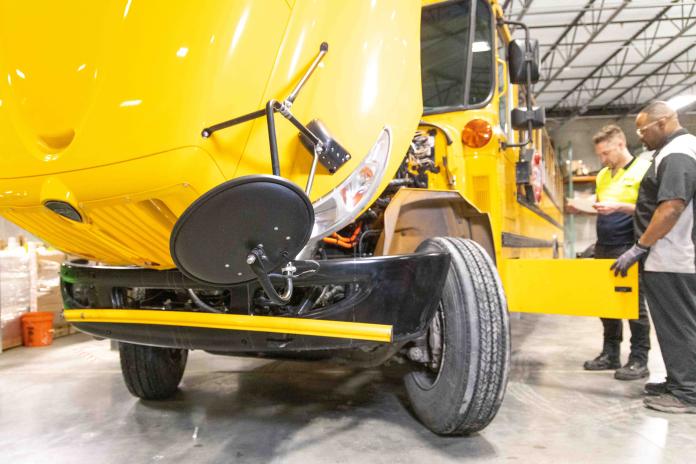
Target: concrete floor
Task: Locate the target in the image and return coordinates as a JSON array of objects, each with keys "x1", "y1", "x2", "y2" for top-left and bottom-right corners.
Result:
[{"x1": 1, "y1": 313, "x2": 695, "y2": 464}]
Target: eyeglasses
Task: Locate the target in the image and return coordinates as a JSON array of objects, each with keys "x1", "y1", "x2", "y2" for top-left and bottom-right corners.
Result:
[{"x1": 636, "y1": 119, "x2": 662, "y2": 136}]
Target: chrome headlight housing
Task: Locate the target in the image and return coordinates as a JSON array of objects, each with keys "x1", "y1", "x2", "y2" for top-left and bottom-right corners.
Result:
[{"x1": 310, "y1": 127, "x2": 391, "y2": 241}]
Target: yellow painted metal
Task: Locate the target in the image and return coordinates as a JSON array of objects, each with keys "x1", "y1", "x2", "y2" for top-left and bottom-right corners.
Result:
[
  {"x1": 419, "y1": 0, "x2": 564, "y2": 269},
  {"x1": 503, "y1": 259, "x2": 639, "y2": 319},
  {"x1": 0, "y1": 0, "x2": 292, "y2": 178},
  {"x1": 0, "y1": 0, "x2": 422, "y2": 267},
  {"x1": 63, "y1": 309, "x2": 392, "y2": 343},
  {"x1": 418, "y1": 1, "x2": 636, "y2": 319},
  {"x1": 0, "y1": 0, "x2": 634, "y2": 321},
  {"x1": 420, "y1": 92, "x2": 563, "y2": 265},
  {"x1": 0, "y1": 147, "x2": 225, "y2": 268}
]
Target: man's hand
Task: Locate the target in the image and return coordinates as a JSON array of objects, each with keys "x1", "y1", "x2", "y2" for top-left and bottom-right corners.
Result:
[
  {"x1": 610, "y1": 243, "x2": 649, "y2": 277},
  {"x1": 593, "y1": 201, "x2": 634, "y2": 215}
]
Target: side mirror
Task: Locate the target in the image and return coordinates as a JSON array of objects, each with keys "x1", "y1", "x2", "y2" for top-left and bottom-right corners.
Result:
[
  {"x1": 511, "y1": 106, "x2": 546, "y2": 130},
  {"x1": 508, "y1": 38, "x2": 540, "y2": 85}
]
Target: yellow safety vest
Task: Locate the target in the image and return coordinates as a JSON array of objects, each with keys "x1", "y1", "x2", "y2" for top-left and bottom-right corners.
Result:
[{"x1": 596, "y1": 157, "x2": 651, "y2": 205}]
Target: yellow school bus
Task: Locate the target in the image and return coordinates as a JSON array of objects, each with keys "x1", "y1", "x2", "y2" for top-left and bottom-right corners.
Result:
[{"x1": 0, "y1": 0, "x2": 636, "y2": 435}]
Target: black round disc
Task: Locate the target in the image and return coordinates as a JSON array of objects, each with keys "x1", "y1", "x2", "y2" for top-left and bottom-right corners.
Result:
[{"x1": 170, "y1": 175, "x2": 314, "y2": 286}]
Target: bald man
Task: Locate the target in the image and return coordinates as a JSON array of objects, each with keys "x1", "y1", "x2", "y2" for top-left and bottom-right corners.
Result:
[{"x1": 612, "y1": 101, "x2": 696, "y2": 414}]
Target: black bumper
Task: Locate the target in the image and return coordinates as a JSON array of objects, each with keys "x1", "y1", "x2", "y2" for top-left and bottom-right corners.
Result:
[{"x1": 61, "y1": 252, "x2": 450, "y2": 353}]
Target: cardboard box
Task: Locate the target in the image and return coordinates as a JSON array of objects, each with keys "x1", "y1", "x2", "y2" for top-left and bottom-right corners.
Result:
[
  {"x1": 1, "y1": 316, "x2": 23, "y2": 351},
  {"x1": 1, "y1": 241, "x2": 31, "y2": 351},
  {"x1": 36, "y1": 248, "x2": 67, "y2": 335},
  {"x1": 1, "y1": 244, "x2": 68, "y2": 351}
]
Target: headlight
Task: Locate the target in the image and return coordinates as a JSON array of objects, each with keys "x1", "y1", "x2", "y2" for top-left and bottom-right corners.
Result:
[{"x1": 310, "y1": 127, "x2": 391, "y2": 240}]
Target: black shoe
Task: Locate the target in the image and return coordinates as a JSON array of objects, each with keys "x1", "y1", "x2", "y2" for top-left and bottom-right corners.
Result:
[
  {"x1": 644, "y1": 393, "x2": 696, "y2": 414},
  {"x1": 644, "y1": 381, "x2": 668, "y2": 396},
  {"x1": 583, "y1": 352, "x2": 621, "y2": 371},
  {"x1": 614, "y1": 360, "x2": 649, "y2": 381}
]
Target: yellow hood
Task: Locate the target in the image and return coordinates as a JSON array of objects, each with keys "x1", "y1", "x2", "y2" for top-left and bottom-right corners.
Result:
[
  {"x1": 0, "y1": 0, "x2": 423, "y2": 267},
  {"x1": 0, "y1": 0, "x2": 291, "y2": 178}
]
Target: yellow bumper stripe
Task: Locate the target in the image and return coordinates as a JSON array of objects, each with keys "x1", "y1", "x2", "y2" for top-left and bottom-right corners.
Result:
[{"x1": 63, "y1": 309, "x2": 392, "y2": 343}]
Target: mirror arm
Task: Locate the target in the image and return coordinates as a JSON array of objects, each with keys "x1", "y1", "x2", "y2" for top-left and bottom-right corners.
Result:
[
  {"x1": 499, "y1": 19, "x2": 535, "y2": 151},
  {"x1": 502, "y1": 129, "x2": 531, "y2": 149},
  {"x1": 499, "y1": 19, "x2": 530, "y2": 44}
]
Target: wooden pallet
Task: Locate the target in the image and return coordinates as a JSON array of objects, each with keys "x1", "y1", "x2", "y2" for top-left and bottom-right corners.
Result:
[{"x1": 53, "y1": 324, "x2": 78, "y2": 339}]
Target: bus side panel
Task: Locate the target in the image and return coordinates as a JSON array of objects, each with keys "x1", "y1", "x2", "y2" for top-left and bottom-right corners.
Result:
[{"x1": 502, "y1": 259, "x2": 639, "y2": 319}]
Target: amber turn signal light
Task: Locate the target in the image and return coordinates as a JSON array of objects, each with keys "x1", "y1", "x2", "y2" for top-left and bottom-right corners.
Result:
[{"x1": 461, "y1": 119, "x2": 493, "y2": 148}]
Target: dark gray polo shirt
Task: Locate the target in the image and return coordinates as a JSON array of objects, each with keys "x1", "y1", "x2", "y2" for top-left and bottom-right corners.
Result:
[{"x1": 635, "y1": 129, "x2": 696, "y2": 273}]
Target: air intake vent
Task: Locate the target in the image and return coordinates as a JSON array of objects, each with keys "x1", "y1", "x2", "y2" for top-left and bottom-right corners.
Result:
[{"x1": 44, "y1": 201, "x2": 83, "y2": 222}]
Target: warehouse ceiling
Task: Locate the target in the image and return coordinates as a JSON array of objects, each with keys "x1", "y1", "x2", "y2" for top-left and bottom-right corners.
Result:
[{"x1": 503, "y1": 0, "x2": 696, "y2": 118}]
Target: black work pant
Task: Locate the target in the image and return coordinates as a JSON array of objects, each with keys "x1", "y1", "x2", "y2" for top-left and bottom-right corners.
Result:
[
  {"x1": 594, "y1": 243, "x2": 650, "y2": 363},
  {"x1": 643, "y1": 271, "x2": 696, "y2": 405}
]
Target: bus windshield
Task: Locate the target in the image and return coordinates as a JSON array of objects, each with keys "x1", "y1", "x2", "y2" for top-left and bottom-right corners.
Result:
[{"x1": 421, "y1": 0, "x2": 494, "y2": 112}]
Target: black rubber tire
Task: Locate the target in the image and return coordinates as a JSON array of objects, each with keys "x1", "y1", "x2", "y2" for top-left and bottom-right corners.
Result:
[
  {"x1": 404, "y1": 237, "x2": 510, "y2": 435},
  {"x1": 119, "y1": 342, "x2": 188, "y2": 400}
]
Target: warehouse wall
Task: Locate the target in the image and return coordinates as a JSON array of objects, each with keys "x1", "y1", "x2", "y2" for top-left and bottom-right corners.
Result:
[
  {"x1": 549, "y1": 112, "x2": 696, "y2": 172},
  {"x1": 0, "y1": 218, "x2": 32, "y2": 242}
]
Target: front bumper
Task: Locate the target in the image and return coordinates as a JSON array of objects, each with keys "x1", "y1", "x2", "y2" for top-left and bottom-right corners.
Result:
[{"x1": 61, "y1": 252, "x2": 450, "y2": 353}]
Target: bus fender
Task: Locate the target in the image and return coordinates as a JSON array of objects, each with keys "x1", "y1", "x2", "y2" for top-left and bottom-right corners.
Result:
[{"x1": 377, "y1": 188, "x2": 494, "y2": 260}]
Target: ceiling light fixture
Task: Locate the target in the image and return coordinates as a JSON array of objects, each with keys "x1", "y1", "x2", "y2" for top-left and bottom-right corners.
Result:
[
  {"x1": 666, "y1": 94, "x2": 696, "y2": 111},
  {"x1": 472, "y1": 41, "x2": 491, "y2": 53}
]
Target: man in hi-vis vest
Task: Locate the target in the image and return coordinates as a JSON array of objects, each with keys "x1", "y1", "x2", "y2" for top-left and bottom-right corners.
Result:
[{"x1": 570, "y1": 125, "x2": 651, "y2": 380}]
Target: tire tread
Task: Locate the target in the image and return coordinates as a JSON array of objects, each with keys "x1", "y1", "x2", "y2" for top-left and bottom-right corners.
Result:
[
  {"x1": 119, "y1": 342, "x2": 188, "y2": 400},
  {"x1": 405, "y1": 237, "x2": 510, "y2": 435}
]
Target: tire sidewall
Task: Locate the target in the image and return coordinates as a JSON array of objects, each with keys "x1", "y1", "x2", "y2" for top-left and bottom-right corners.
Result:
[{"x1": 404, "y1": 237, "x2": 509, "y2": 435}]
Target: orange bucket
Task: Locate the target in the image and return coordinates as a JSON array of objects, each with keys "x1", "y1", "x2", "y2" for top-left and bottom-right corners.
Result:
[{"x1": 20, "y1": 312, "x2": 55, "y2": 347}]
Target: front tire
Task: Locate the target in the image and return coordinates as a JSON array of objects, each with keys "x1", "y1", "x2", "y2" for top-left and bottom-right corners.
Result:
[
  {"x1": 119, "y1": 343, "x2": 188, "y2": 400},
  {"x1": 404, "y1": 237, "x2": 510, "y2": 435}
]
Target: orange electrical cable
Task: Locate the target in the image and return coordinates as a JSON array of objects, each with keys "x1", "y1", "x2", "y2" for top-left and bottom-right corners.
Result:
[
  {"x1": 322, "y1": 224, "x2": 362, "y2": 249},
  {"x1": 322, "y1": 237, "x2": 355, "y2": 248}
]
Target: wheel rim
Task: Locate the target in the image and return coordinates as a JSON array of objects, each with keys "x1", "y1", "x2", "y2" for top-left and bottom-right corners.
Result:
[{"x1": 412, "y1": 302, "x2": 447, "y2": 390}]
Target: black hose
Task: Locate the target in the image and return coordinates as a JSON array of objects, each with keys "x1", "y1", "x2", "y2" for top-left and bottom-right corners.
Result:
[
  {"x1": 389, "y1": 178, "x2": 413, "y2": 188},
  {"x1": 187, "y1": 289, "x2": 226, "y2": 313},
  {"x1": 358, "y1": 229, "x2": 382, "y2": 256}
]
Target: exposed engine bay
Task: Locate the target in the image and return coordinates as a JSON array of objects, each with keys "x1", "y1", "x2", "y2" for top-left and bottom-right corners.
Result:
[{"x1": 66, "y1": 131, "x2": 440, "y2": 321}]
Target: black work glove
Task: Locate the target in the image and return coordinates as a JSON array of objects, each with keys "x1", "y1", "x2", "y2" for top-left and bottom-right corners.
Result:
[{"x1": 610, "y1": 243, "x2": 649, "y2": 277}]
